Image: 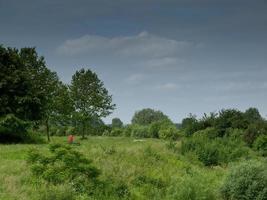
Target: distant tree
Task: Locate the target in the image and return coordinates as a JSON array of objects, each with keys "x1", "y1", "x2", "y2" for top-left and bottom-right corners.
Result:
[
  {"x1": 112, "y1": 118, "x2": 123, "y2": 128},
  {"x1": 131, "y1": 108, "x2": 169, "y2": 125},
  {"x1": 244, "y1": 108, "x2": 262, "y2": 124},
  {"x1": 70, "y1": 68, "x2": 115, "y2": 139},
  {"x1": 181, "y1": 114, "x2": 200, "y2": 136},
  {"x1": 215, "y1": 109, "x2": 247, "y2": 137}
]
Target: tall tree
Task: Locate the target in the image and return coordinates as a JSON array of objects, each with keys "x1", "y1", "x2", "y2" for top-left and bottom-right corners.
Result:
[
  {"x1": 44, "y1": 81, "x2": 74, "y2": 142},
  {"x1": 112, "y1": 118, "x2": 123, "y2": 128},
  {"x1": 0, "y1": 46, "x2": 59, "y2": 120},
  {"x1": 70, "y1": 68, "x2": 115, "y2": 139},
  {"x1": 0, "y1": 45, "x2": 61, "y2": 142}
]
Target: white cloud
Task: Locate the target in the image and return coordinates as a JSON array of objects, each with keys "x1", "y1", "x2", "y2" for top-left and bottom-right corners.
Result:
[
  {"x1": 142, "y1": 57, "x2": 186, "y2": 69},
  {"x1": 156, "y1": 83, "x2": 180, "y2": 90},
  {"x1": 57, "y1": 31, "x2": 194, "y2": 59}
]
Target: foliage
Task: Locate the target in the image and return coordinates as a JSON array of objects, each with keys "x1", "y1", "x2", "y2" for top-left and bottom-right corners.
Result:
[
  {"x1": 181, "y1": 114, "x2": 201, "y2": 136},
  {"x1": 112, "y1": 118, "x2": 123, "y2": 128},
  {"x1": 109, "y1": 128, "x2": 124, "y2": 137},
  {"x1": 244, "y1": 107, "x2": 262, "y2": 124},
  {"x1": 130, "y1": 124, "x2": 150, "y2": 138},
  {"x1": 0, "y1": 114, "x2": 43, "y2": 143},
  {"x1": 166, "y1": 173, "x2": 218, "y2": 200},
  {"x1": 180, "y1": 108, "x2": 267, "y2": 150},
  {"x1": 215, "y1": 109, "x2": 248, "y2": 137},
  {"x1": 0, "y1": 45, "x2": 59, "y2": 121},
  {"x1": 131, "y1": 108, "x2": 169, "y2": 125},
  {"x1": 148, "y1": 119, "x2": 174, "y2": 138},
  {"x1": 221, "y1": 160, "x2": 267, "y2": 200},
  {"x1": 253, "y1": 135, "x2": 267, "y2": 156},
  {"x1": 27, "y1": 143, "x2": 101, "y2": 194},
  {"x1": 70, "y1": 68, "x2": 115, "y2": 138},
  {"x1": 181, "y1": 128, "x2": 250, "y2": 166},
  {"x1": 159, "y1": 126, "x2": 181, "y2": 140},
  {"x1": 74, "y1": 117, "x2": 107, "y2": 136},
  {"x1": 244, "y1": 122, "x2": 267, "y2": 146}
]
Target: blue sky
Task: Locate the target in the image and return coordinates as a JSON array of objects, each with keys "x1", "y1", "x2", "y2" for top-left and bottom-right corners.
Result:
[{"x1": 1, "y1": 0, "x2": 267, "y2": 123}]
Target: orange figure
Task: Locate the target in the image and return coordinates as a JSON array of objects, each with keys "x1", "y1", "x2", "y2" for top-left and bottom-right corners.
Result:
[{"x1": 68, "y1": 135, "x2": 74, "y2": 144}]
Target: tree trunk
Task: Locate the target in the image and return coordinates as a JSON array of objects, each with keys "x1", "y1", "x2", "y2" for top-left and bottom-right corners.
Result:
[
  {"x1": 45, "y1": 118, "x2": 50, "y2": 142},
  {"x1": 82, "y1": 121, "x2": 85, "y2": 139}
]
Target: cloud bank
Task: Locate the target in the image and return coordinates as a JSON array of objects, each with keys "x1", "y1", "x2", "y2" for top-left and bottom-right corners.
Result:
[{"x1": 57, "y1": 31, "x2": 195, "y2": 59}]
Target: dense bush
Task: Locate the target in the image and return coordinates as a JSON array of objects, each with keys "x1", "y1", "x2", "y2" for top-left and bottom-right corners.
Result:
[
  {"x1": 244, "y1": 123, "x2": 267, "y2": 146},
  {"x1": 27, "y1": 144, "x2": 101, "y2": 194},
  {"x1": 181, "y1": 129, "x2": 250, "y2": 166},
  {"x1": 131, "y1": 125, "x2": 150, "y2": 138},
  {"x1": 102, "y1": 128, "x2": 123, "y2": 137},
  {"x1": 27, "y1": 143, "x2": 131, "y2": 199},
  {"x1": 181, "y1": 114, "x2": 201, "y2": 136},
  {"x1": 0, "y1": 114, "x2": 43, "y2": 143},
  {"x1": 221, "y1": 161, "x2": 267, "y2": 200},
  {"x1": 110, "y1": 128, "x2": 124, "y2": 137},
  {"x1": 122, "y1": 125, "x2": 133, "y2": 137},
  {"x1": 149, "y1": 119, "x2": 175, "y2": 138},
  {"x1": 253, "y1": 135, "x2": 267, "y2": 156},
  {"x1": 159, "y1": 126, "x2": 181, "y2": 140}
]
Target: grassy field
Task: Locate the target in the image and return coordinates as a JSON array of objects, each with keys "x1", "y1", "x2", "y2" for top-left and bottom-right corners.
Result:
[{"x1": 0, "y1": 136, "x2": 227, "y2": 200}]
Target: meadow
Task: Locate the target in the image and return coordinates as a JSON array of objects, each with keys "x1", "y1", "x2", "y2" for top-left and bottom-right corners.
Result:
[{"x1": 0, "y1": 136, "x2": 228, "y2": 200}]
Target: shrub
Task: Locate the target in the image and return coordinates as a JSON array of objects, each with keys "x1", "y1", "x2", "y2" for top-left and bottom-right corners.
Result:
[
  {"x1": 122, "y1": 125, "x2": 132, "y2": 137},
  {"x1": 221, "y1": 161, "x2": 267, "y2": 200},
  {"x1": 181, "y1": 130, "x2": 249, "y2": 166},
  {"x1": 27, "y1": 143, "x2": 101, "y2": 194},
  {"x1": 131, "y1": 125, "x2": 150, "y2": 138},
  {"x1": 102, "y1": 129, "x2": 110, "y2": 136},
  {"x1": 253, "y1": 135, "x2": 267, "y2": 156},
  {"x1": 148, "y1": 119, "x2": 176, "y2": 139},
  {"x1": 0, "y1": 114, "x2": 43, "y2": 143},
  {"x1": 244, "y1": 124, "x2": 266, "y2": 147},
  {"x1": 159, "y1": 126, "x2": 181, "y2": 140},
  {"x1": 165, "y1": 140, "x2": 178, "y2": 152},
  {"x1": 198, "y1": 142, "x2": 220, "y2": 166},
  {"x1": 110, "y1": 128, "x2": 124, "y2": 137}
]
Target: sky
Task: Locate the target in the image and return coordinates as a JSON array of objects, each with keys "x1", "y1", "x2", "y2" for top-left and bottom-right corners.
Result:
[{"x1": 1, "y1": 0, "x2": 267, "y2": 123}]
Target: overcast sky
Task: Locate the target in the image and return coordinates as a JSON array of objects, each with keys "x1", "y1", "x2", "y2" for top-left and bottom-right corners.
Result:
[{"x1": 1, "y1": 0, "x2": 267, "y2": 123}]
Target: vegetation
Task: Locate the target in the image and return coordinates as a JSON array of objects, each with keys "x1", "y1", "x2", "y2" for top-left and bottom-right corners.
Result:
[
  {"x1": 1, "y1": 45, "x2": 267, "y2": 199},
  {"x1": 221, "y1": 160, "x2": 267, "y2": 200},
  {"x1": 70, "y1": 68, "x2": 115, "y2": 139}
]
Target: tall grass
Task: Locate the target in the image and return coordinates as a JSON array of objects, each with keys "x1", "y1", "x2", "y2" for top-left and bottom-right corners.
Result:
[{"x1": 0, "y1": 136, "x2": 228, "y2": 199}]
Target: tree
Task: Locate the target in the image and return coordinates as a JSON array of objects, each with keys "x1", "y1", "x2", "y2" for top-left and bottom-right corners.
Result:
[
  {"x1": 244, "y1": 107, "x2": 262, "y2": 124},
  {"x1": 0, "y1": 45, "x2": 60, "y2": 142},
  {"x1": 181, "y1": 114, "x2": 200, "y2": 136},
  {"x1": 215, "y1": 109, "x2": 247, "y2": 137},
  {"x1": 112, "y1": 118, "x2": 123, "y2": 128},
  {"x1": 44, "y1": 81, "x2": 74, "y2": 142},
  {"x1": 131, "y1": 108, "x2": 169, "y2": 125},
  {"x1": 70, "y1": 68, "x2": 115, "y2": 139}
]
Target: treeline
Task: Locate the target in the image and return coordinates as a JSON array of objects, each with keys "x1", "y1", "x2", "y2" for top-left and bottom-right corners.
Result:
[
  {"x1": 107, "y1": 107, "x2": 267, "y2": 159},
  {"x1": 0, "y1": 45, "x2": 115, "y2": 143}
]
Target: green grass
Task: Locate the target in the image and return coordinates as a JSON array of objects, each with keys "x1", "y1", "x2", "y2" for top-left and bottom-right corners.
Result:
[{"x1": 0, "y1": 136, "x2": 227, "y2": 200}]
